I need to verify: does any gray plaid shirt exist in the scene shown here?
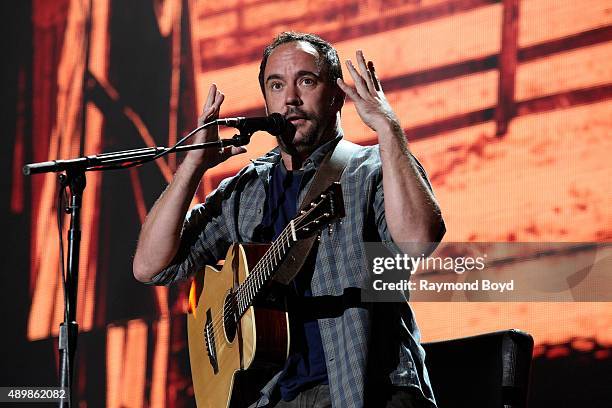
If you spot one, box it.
[151,136,441,407]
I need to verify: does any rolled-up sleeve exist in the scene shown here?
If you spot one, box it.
[146,179,234,286]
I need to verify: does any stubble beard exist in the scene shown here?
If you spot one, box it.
[278,112,337,157]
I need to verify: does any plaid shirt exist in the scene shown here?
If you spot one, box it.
[151,136,440,407]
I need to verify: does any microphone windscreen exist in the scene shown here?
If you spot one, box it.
[267,112,287,136]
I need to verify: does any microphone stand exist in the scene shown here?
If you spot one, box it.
[23,127,255,407]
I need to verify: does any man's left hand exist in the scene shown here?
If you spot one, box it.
[337,50,399,133]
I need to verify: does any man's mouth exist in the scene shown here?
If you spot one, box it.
[286,116,307,125]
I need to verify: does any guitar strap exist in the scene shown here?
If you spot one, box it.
[273,138,360,285]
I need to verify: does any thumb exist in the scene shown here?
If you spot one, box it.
[220,146,247,161]
[230,146,247,156]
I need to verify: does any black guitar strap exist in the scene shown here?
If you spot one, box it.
[273,138,360,285]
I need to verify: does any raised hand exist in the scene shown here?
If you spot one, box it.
[336,50,400,133]
[184,84,246,169]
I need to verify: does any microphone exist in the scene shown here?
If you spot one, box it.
[216,112,287,136]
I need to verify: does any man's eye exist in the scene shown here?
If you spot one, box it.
[302,78,315,86]
[270,82,283,90]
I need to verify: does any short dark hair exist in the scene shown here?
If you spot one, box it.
[258,31,343,96]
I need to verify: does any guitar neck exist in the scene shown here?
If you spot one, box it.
[234,220,299,316]
[233,182,344,317]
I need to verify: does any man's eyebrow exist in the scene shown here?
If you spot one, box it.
[265,70,321,84]
[297,70,320,78]
[265,74,283,83]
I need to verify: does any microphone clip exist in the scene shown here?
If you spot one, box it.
[221,129,254,148]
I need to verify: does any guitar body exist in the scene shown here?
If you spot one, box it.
[187,182,345,407]
[187,243,290,408]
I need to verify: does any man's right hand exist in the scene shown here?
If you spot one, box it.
[183,84,247,170]
[133,84,246,283]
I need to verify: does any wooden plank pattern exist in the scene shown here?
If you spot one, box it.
[495,0,519,135]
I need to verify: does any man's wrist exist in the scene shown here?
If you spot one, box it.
[374,115,402,136]
[376,118,409,152]
[180,156,210,176]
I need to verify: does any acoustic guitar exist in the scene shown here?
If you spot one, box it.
[187,182,345,408]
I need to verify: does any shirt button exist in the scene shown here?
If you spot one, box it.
[257,209,262,214]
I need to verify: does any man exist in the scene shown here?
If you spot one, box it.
[133,32,444,407]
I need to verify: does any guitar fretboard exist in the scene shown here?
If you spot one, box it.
[235,220,298,316]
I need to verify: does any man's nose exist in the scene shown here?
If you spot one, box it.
[284,83,302,106]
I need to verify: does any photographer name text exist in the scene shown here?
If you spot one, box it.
[372,279,515,293]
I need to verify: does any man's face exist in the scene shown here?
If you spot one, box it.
[263,41,339,155]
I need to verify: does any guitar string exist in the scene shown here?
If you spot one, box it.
[229,196,328,314]
[207,193,333,339]
[207,209,309,336]
[206,195,332,339]
[207,224,294,338]
[214,195,330,327]
[233,195,329,309]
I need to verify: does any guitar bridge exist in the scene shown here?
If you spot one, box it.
[204,309,219,374]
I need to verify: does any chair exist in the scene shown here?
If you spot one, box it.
[422,329,534,408]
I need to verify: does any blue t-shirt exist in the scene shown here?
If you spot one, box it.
[262,161,328,401]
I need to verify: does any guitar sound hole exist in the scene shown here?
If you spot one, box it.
[223,292,238,342]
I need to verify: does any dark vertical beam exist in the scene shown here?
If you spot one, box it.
[495,0,520,136]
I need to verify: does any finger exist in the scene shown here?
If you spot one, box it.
[220,146,247,162]
[198,85,218,125]
[204,83,217,111]
[201,91,224,125]
[230,146,247,156]
[208,91,224,119]
[336,78,359,102]
[214,91,225,110]
[368,61,382,92]
[356,50,376,94]
[345,60,370,99]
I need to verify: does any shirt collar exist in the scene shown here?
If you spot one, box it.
[252,133,343,169]
[303,133,343,170]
